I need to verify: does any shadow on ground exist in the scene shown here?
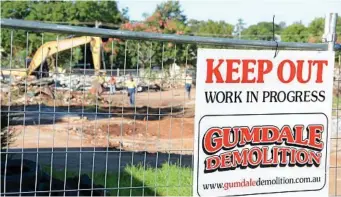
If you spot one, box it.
[1,147,193,196]
[1,104,191,126]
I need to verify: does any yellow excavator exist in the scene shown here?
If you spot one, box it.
[2,36,103,77]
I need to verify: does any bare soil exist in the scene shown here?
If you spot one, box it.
[3,87,341,194]
[6,88,195,153]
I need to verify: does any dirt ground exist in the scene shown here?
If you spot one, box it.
[3,87,341,195]
[4,88,195,153]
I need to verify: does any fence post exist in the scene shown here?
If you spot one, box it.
[323,13,338,51]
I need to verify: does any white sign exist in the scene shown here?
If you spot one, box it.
[193,49,335,197]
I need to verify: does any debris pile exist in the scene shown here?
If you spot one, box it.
[53,74,95,91]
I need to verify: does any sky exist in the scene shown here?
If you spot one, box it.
[117,0,340,27]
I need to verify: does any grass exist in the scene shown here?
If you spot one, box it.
[42,163,193,196]
[333,96,341,116]
[333,96,341,108]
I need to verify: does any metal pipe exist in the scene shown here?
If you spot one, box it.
[323,13,331,43]
[323,13,338,51]
[329,13,338,51]
[0,18,329,50]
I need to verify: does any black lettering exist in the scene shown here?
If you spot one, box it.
[216,91,225,103]
[226,91,233,103]
[235,91,242,103]
[205,91,215,103]
[319,91,325,102]
[205,91,243,103]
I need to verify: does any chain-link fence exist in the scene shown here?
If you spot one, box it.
[0,17,340,196]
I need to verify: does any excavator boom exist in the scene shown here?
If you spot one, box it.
[26,36,102,76]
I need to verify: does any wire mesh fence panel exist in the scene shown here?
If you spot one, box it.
[331,63,341,196]
[0,18,340,197]
[0,29,199,197]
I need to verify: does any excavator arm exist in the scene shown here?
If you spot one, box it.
[26,36,102,76]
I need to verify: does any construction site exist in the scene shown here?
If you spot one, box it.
[1,38,341,195]
[0,3,340,196]
[0,32,196,149]
[0,28,200,195]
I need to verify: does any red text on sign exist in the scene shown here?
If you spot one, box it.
[205,59,328,84]
[202,124,324,154]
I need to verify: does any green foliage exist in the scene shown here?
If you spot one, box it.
[142,67,159,82]
[242,22,282,41]
[1,1,340,70]
[119,1,196,68]
[1,1,123,69]
[338,17,341,38]
[281,23,308,42]
[43,163,192,196]
[1,1,31,19]
[189,20,234,37]
[305,17,341,59]
[72,47,83,65]
[23,1,123,24]
[308,17,324,37]
[155,1,186,23]
[279,21,287,29]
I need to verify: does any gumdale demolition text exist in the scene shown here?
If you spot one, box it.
[203,124,324,173]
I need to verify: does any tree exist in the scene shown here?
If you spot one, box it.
[121,7,129,22]
[187,19,200,32]
[308,17,324,36]
[155,1,186,23]
[242,22,281,41]
[188,20,234,37]
[338,17,341,39]
[279,21,286,29]
[306,17,324,43]
[307,16,341,60]
[1,1,124,69]
[306,16,341,43]
[281,23,308,42]
[0,1,31,19]
[1,1,32,58]
[334,17,341,61]
[233,18,246,39]
[24,1,123,24]
[119,0,195,69]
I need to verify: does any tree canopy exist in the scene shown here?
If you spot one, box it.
[1,1,124,24]
[233,18,246,39]
[1,1,124,68]
[281,23,308,42]
[188,20,234,37]
[119,0,193,69]
[242,22,282,41]
[1,0,340,69]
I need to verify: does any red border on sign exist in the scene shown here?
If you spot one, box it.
[196,112,328,197]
